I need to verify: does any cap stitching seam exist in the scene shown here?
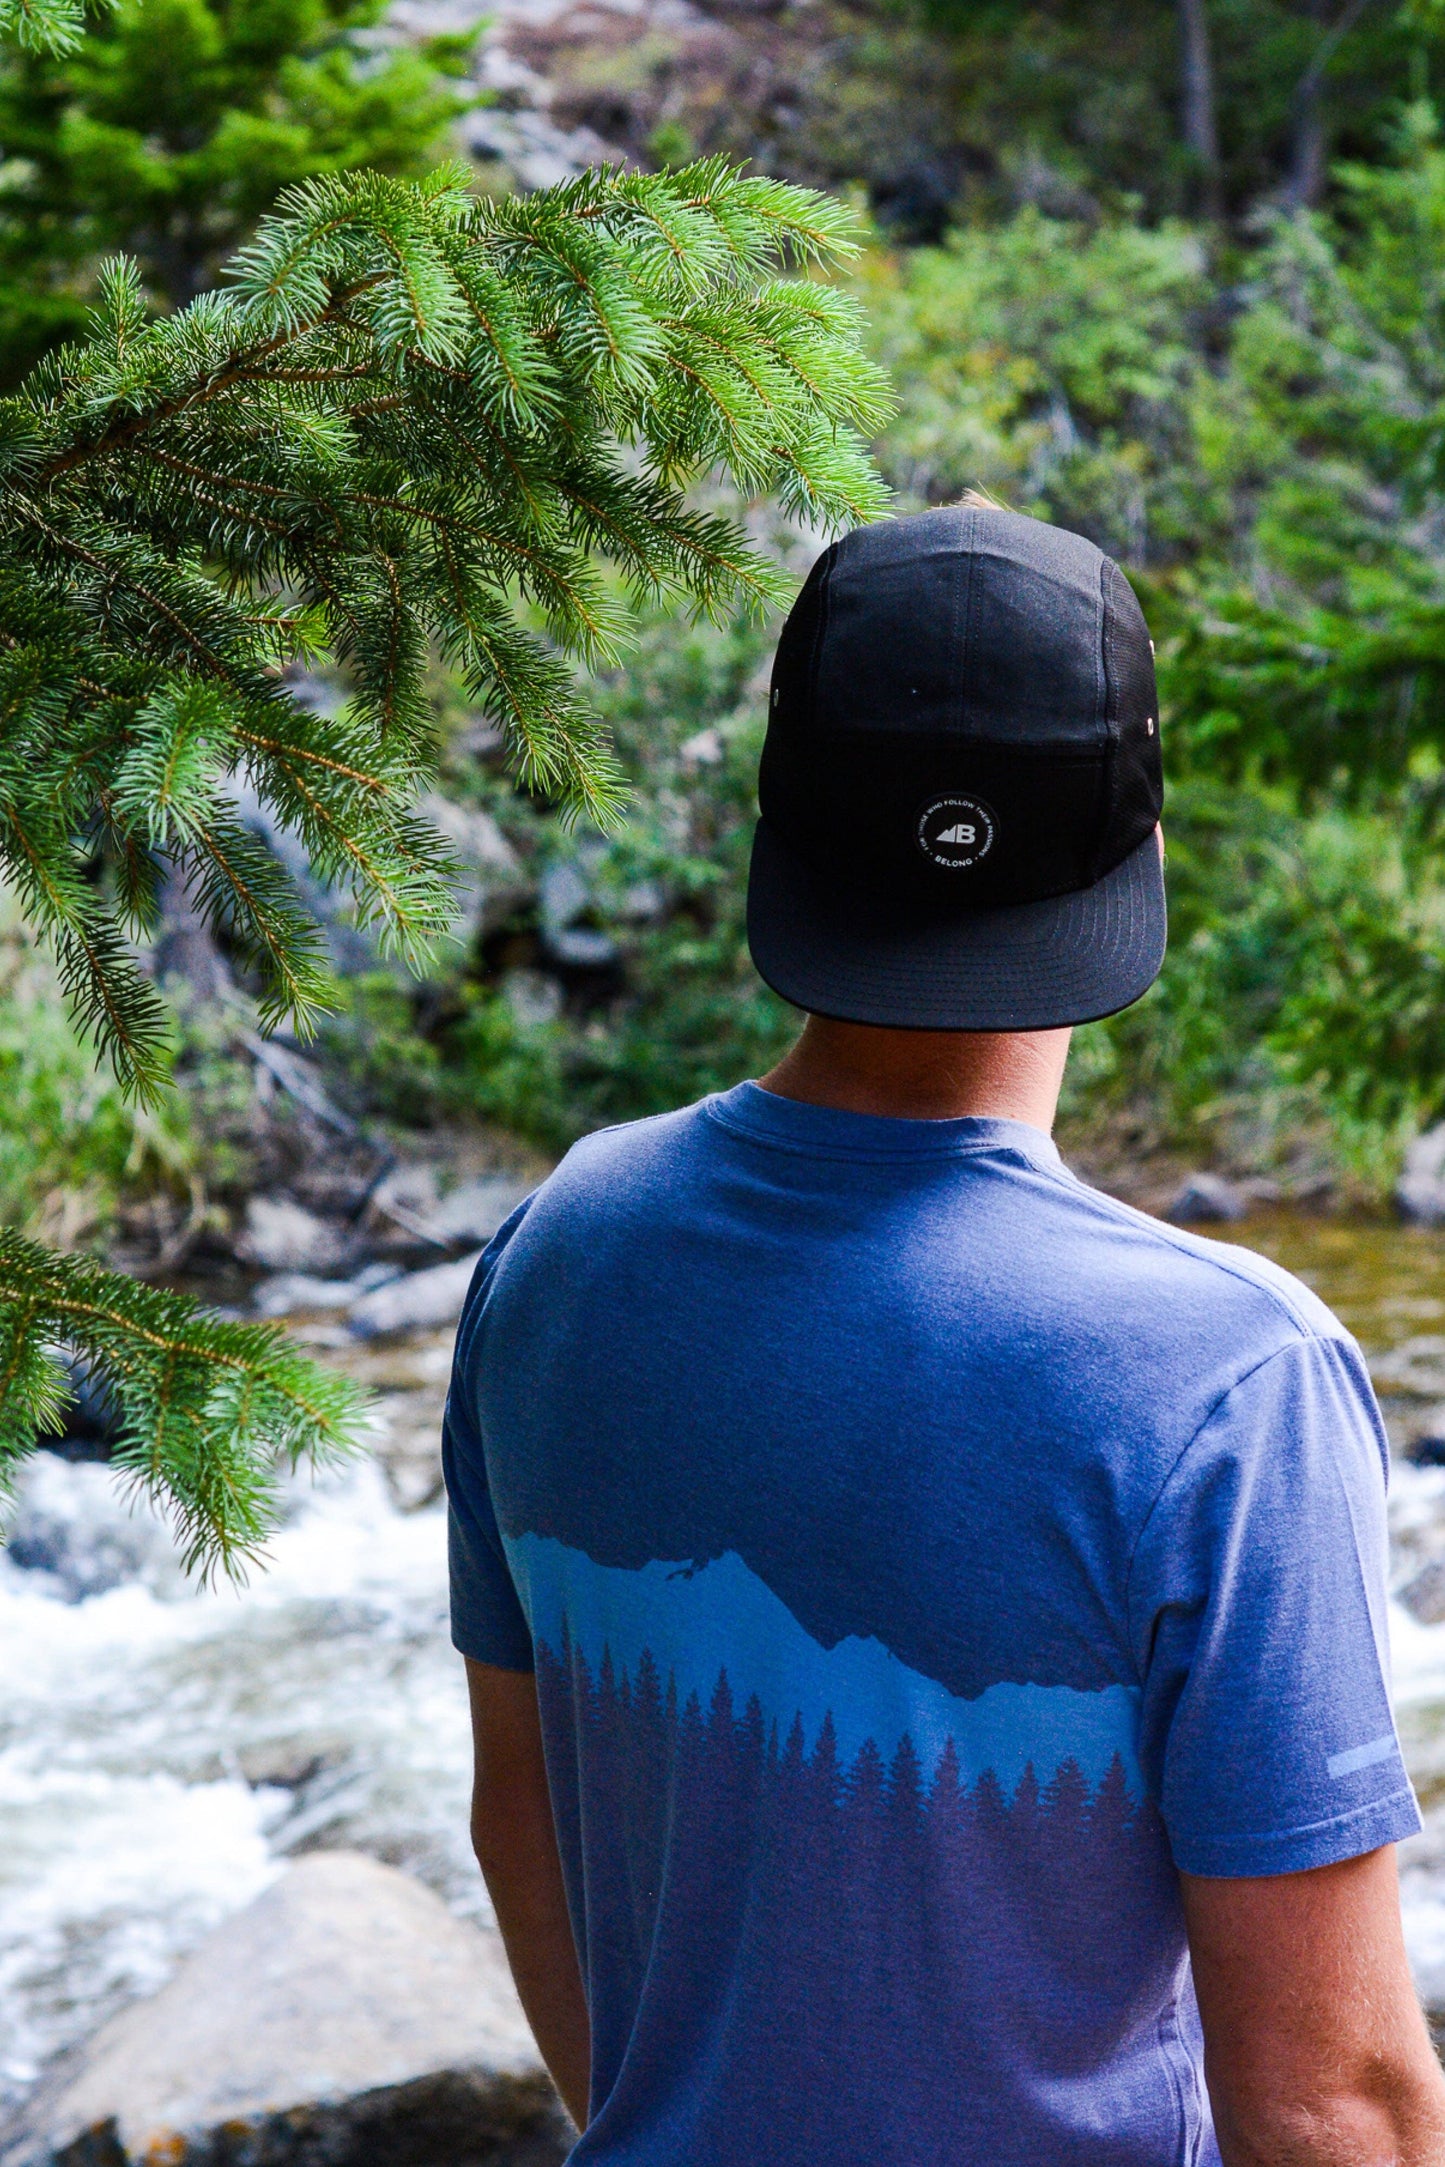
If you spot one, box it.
[956,504,974,731]
[806,545,833,728]
[1100,556,1118,745]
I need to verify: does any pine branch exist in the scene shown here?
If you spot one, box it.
[0,159,891,1562]
[0,1233,366,1579]
[0,0,104,54]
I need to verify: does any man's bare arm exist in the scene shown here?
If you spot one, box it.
[465,1657,591,2129]
[1183,1845,1445,2165]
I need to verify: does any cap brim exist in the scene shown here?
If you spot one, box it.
[747,820,1166,1032]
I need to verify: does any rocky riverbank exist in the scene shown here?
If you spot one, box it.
[1,1856,570,2167]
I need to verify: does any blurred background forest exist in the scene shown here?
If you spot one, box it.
[11,0,1445,1257]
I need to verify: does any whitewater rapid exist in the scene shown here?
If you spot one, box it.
[0,1444,484,2111]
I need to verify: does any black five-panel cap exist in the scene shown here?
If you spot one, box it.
[746,505,1167,1031]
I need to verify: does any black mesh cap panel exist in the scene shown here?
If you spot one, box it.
[1095,557,1164,881]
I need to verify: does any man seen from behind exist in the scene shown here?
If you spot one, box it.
[444,505,1445,2165]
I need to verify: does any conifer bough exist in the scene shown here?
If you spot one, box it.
[0,157,892,1573]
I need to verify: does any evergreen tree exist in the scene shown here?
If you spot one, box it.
[0,0,467,382]
[0,155,891,1573]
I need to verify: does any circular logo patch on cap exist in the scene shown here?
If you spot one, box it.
[916,795,996,869]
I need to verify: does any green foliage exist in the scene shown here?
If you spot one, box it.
[0,888,193,1240]
[0,0,465,381]
[398,617,1445,1191]
[316,599,796,1150]
[863,112,1445,794]
[859,209,1210,561]
[861,145,1445,1167]
[1060,782,1445,1186]
[0,157,889,1568]
[334,116,1445,1195]
[791,0,1445,229]
[1161,106,1445,790]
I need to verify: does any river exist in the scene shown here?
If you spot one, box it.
[7,1206,1445,2110]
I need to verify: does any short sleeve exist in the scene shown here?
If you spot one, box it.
[1129,1332,1421,1877]
[442,1199,537,1671]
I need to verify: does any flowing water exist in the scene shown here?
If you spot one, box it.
[9,1209,1445,2112]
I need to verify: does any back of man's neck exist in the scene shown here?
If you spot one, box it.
[758,1015,1071,1131]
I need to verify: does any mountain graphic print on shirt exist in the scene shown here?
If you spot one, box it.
[509,1534,1192,2167]
[444,1085,1419,2167]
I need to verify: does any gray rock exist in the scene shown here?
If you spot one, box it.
[678,728,723,767]
[0,1852,567,2167]
[236,1196,352,1276]
[544,926,618,970]
[537,865,617,972]
[1166,1172,1247,1225]
[426,1179,533,1250]
[230,777,380,979]
[252,1274,365,1320]
[1369,1334,1445,1401]
[152,855,232,1006]
[365,1169,531,1254]
[419,794,528,940]
[457,104,624,192]
[366,1163,442,1235]
[348,1253,484,1338]
[502,970,562,1028]
[1402,1558,1445,1623]
[538,863,589,934]
[1399,1124,1445,1225]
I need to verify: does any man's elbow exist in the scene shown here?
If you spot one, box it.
[1214,2054,1445,2166]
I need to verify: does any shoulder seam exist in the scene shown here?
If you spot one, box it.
[1122,1336,1344,1677]
[1035,1160,1338,1344]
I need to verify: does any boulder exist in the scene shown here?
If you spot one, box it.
[348,1253,484,1339]
[365,1171,531,1256]
[424,1180,533,1251]
[1399,1124,1445,1226]
[501,971,562,1029]
[418,795,528,940]
[1166,1172,1247,1226]
[0,1852,569,2167]
[537,865,617,974]
[252,1274,361,1320]
[236,1197,353,1276]
[1400,1558,1445,1624]
[1406,1418,1445,1469]
[252,1265,403,1320]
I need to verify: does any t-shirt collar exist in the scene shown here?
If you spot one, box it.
[705,1080,1063,1168]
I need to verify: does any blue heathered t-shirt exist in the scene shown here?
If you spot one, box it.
[443,1083,1421,2167]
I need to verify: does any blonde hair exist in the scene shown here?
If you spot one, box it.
[958,486,1011,512]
